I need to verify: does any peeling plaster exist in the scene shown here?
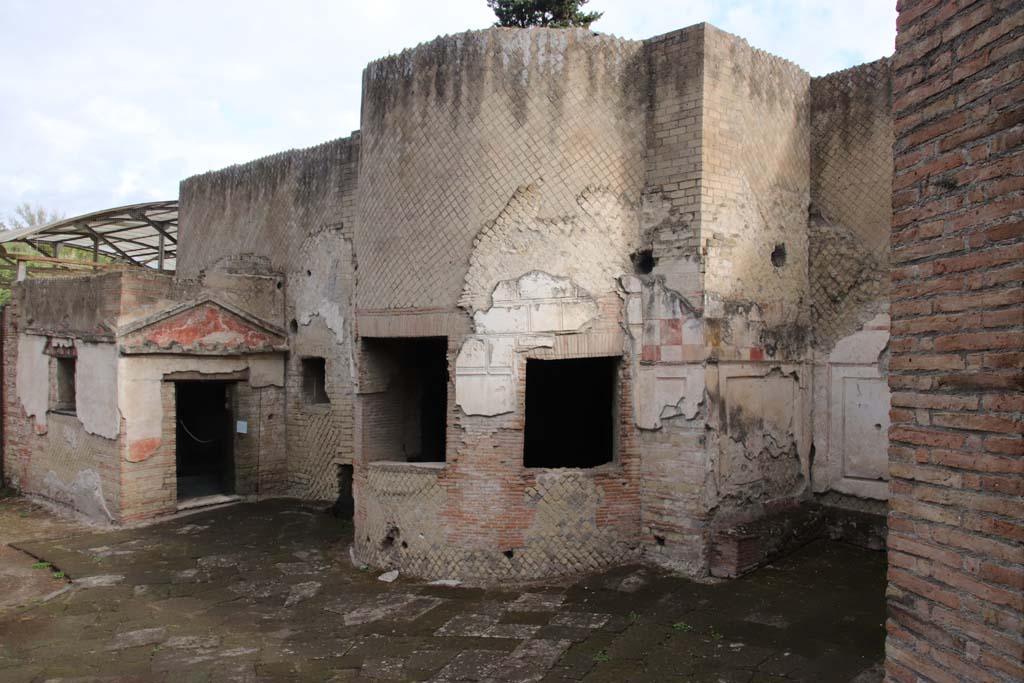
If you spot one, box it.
[460,187,637,313]
[456,272,600,417]
[473,272,599,335]
[41,469,114,523]
[712,364,809,507]
[16,334,49,432]
[74,341,120,439]
[293,226,351,339]
[635,365,706,430]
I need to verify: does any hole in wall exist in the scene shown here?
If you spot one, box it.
[503,549,515,559]
[401,541,408,549]
[631,249,656,275]
[381,526,399,550]
[267,414,275,421]
[771,243,787,268]
[276,280,283,290]
[874,423,882,430]
[306,270,312,277]
[289,319,298,334]
[654,535,666,546]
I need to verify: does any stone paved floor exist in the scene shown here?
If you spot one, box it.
[0,491,90,614]
[0,498,886,682]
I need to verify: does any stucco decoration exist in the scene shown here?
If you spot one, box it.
[460,187,638,313]
[456,272,597,417]
[635,365,706,430]
[16,334,49,432]
[74,341,120,439]
[119,299,287,356]
[714,365,809,506]
[473,271,599,335]
[811,313,891,500]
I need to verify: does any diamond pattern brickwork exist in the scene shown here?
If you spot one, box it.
[355,28,647,313]
[809,59,893,349]
[355,464,638,583]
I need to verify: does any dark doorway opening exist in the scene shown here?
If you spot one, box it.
[524,356,619,468]
[175,381,235,500]
[361,337,448,463]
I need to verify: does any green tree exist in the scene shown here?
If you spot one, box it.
[487,0,603,28]
[0,202,64,231]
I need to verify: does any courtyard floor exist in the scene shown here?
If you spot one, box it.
[0,495,886,682]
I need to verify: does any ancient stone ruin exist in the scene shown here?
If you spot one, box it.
[3,23,896,583]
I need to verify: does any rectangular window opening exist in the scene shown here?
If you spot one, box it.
[361,337,448,463]
[55,357,76,414]
[524,356,619,469]
[302,357,330,404]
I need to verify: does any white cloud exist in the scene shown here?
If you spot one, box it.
[0,0,895,218]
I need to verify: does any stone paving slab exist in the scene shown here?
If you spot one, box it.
[0,500,886,682]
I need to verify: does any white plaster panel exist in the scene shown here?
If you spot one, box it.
[635,365,705,430]
[529,302,563,332]
[455,371,516,417]
[456,338,489,368]
[626,296,642,325]
[74,341,120,439]
[560,300,599,331]
[474,305,529,334]
[828,364,890,499]
[455,335,518,417]
[489,337,516,367]
[516,335,555,349]
[518,271,575,299]
[16,334,49,430]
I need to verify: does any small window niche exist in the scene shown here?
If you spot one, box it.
[55,357,77,414]
[524,356,619,469]
[361,337,449,463]
[301,357,330,405]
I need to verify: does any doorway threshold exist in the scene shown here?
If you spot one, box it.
[177,494,241,512]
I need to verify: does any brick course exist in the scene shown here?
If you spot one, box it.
[886,1,1023,681]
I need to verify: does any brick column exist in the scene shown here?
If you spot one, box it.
[886,1,1023,681]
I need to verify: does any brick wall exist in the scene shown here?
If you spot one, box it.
[886,1,1023,681]
[356,28,647,312]
[354,331,642,583]
[3,301,32,491]
[641,25,705,308]
[809,58,894,350]
[700,26,811,330]
[178,139,359,502]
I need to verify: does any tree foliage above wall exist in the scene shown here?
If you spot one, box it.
[486,0,603,29]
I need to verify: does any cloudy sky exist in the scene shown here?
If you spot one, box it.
[0,0,897,221]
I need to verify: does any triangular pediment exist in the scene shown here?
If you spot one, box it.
[119,298,287,355]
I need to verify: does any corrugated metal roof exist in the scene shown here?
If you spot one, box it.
[0,200,178,270]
